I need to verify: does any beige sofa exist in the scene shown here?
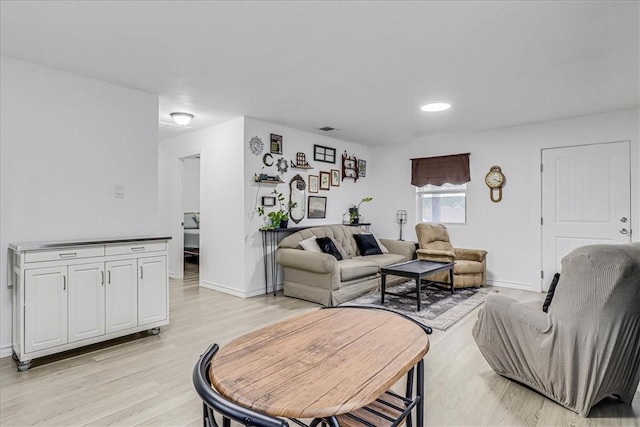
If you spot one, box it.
[276,225,416,306]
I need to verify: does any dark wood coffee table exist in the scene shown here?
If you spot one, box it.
[381,260,455,311]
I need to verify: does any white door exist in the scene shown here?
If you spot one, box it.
[541,141,631,290]
[105,259,138,333]
[138,256,168,325]
[25,266,68,352]
[68,263,105,342]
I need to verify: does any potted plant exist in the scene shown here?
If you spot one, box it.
[349,197,373,224]
[257,189,298,230]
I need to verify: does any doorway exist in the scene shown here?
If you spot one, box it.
[181,155,201,281]
[541,141,631,291]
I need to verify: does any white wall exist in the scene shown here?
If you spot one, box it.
[243,118,372,296]
[0,56,159,356]
[181,157,201,213]
[158,118,245,296]
[368,109,640,292]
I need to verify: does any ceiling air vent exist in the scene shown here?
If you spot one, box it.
[318,126,336,132]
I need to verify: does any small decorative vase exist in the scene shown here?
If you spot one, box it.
[279,220,289,229]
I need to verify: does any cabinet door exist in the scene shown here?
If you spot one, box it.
[105,259,138,333]
[138,256,167,325]
[25,266,68,353]
[68,263,105,343]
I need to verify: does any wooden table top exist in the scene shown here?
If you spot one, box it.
[209,308,430,419]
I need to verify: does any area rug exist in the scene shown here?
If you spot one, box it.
[341,282,496,331]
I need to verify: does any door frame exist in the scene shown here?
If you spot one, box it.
[175,153,201,279]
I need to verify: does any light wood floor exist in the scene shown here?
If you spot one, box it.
[1,260,638,426]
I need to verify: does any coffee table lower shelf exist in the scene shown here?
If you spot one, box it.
[381,260,455,311]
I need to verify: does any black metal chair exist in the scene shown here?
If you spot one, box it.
[193,343,289,427]
[315,306,431,427]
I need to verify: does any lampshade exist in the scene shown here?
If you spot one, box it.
[170,112,194,126]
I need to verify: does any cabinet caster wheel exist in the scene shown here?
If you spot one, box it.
[150,327,161,335]
[17,361,32,372]
[11,351,19,362]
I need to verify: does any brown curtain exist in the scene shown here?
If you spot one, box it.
[411,153,470,187]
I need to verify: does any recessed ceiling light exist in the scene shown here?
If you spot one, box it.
[170,112,195,126]
[420,103,451,112]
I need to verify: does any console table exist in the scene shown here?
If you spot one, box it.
[8,236,171,371]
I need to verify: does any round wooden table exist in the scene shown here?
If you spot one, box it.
[210,307,430,425]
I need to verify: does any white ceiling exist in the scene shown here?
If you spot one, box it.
[1,1,638,145]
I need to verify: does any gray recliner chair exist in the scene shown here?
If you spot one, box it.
[472,243,640,417]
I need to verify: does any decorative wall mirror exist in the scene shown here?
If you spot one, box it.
[289,174,306,224]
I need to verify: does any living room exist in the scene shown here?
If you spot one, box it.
[1,1,639,426]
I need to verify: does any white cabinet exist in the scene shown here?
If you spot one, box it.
[68,263,105,343]
[9,237,170,371]
[138,256,167,325]
[24,266,67,353]
[105,259,138,333]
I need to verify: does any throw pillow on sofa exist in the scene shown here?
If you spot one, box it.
[299,236,322,252]
[542,273,560,313]
[316,237,343,260]
[353,234,383,256]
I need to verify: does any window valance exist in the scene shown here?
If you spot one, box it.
[411,153,470,187]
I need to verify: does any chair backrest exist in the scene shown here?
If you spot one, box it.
[549,243,640,327]
[415,223,454,252]
[193,344,289,427]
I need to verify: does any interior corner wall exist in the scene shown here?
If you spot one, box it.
[367,109,640,292]
[158,117,246,295]
[0,56,159,356]
[243,118,372,296]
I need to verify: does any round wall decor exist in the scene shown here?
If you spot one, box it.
[248,136,264,155]
[277,157,289,174]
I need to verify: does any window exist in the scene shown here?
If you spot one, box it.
[416,183,467,224]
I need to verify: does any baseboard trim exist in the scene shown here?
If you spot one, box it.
[1,343,13,359]
[487,280,538,292]
[200,280,283,299]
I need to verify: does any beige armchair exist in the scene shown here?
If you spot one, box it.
[415,223,487,288]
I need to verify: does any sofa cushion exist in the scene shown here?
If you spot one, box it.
[339,258,380,282]
[353,234,383,256]
[353,253,405,268]
[278,225,374,258]
[316,237,343,260]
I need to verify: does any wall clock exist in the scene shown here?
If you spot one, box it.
[485,165,505,203]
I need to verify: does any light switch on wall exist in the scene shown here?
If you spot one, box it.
[115,185,125,198]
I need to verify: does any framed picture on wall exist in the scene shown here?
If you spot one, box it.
[270,134,283,154]
[308,196,327,218]
[319,171,331,190]
[358,159,367,177]
[261,196,276,207]
[331,169,340,187]
[313,144,336,163]
[308,175,319,193]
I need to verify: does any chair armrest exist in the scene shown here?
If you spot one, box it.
[379,239,416,260]
[416,249,455,263]
[484,293,550,334]
[454,248,487,262]
[275,248,338,274]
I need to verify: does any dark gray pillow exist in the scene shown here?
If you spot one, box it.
[315,237,343,260]
[353,234,383,256]
[542,273,560,313]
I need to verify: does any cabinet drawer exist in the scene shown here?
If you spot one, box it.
[105,242,166,256]
[24,246,105,263]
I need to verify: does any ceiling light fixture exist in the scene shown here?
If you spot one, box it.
[170,112,194,126]
[420,103,451,112]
